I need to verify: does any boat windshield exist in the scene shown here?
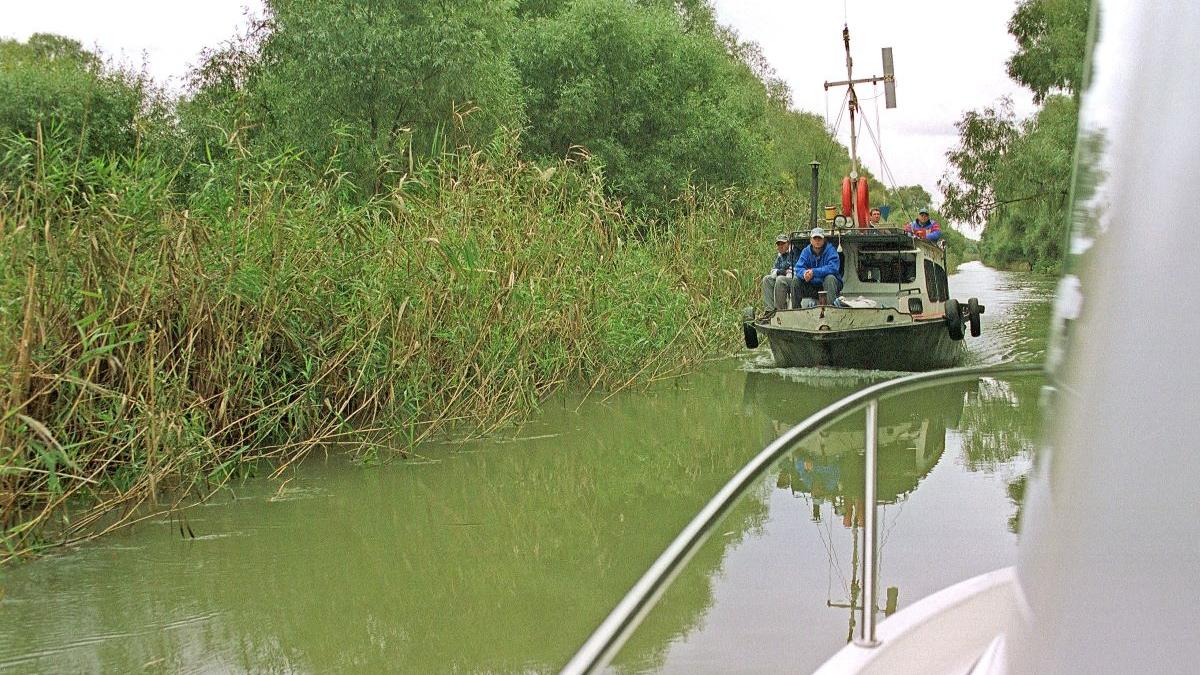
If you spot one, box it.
[856,251,917,284]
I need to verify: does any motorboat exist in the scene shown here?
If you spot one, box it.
[745,225,975,370]
[742,28,984,371]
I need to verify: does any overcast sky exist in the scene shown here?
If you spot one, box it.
[4,0,1037,225]
[2,1,263,89]
[711,0,1037,216]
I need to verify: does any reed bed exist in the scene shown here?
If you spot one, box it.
[0,130,804,561]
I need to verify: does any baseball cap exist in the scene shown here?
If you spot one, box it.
[775,233,789,243]
[918,206,930,215]
[810,227,827,239]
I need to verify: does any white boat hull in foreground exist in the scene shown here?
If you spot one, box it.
[814,568,1019,675]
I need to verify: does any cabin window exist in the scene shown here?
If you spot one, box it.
[923,259,949,301]
[856,251,917,284]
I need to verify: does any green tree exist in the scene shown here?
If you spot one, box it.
[1006,0,1091,103]
[941,0,1089,271]
[885,185,935,222]
[940,99,1020,227]
[517,0,716,32]
[187,0,524,189]
[0,34,159,162]
[514,0,770,215]
[761,107,873,208]
[980,96,1077,268]
[943,96,1077,270]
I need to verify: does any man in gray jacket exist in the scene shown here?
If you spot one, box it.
[762,233,799,316]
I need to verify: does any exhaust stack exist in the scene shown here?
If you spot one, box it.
[809,161,821,229]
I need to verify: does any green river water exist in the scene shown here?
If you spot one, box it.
[0,262,1055,674]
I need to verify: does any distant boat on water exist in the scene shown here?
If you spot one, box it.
[742,26,984,371]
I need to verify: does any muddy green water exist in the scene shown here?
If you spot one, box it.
[0,262,1055,674]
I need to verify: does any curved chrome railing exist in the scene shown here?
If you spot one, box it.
[562,361,1043,675]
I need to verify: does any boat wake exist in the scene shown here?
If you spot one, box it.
[739,350,911,384]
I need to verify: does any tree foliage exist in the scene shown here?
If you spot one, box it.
[977,96,1077,267]
[12,0,887,227]
[942,0,1089,271]
[184,0,523,189]
[886,185,934,222]
[941,99,1020,227]
[0,34,160,162]
[179,0,880,218]
[514,0,771,214]
[1006,0,1091,104]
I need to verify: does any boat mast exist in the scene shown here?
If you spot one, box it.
[843,26,860,180]
[824,25,896,228]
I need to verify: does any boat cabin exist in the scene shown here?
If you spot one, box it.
[789,227,949,317]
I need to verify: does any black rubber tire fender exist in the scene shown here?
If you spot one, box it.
[945,298,964,341]
[743,322,760,349]
[742,306,760,348]
[967,297,981,337]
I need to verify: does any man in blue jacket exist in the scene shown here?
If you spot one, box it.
[906,207,943,242]
[762,233,799,315]
[794,227,842,306]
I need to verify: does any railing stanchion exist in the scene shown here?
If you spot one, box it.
[857,398,881,647]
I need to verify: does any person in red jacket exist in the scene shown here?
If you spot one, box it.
[905,207,942,242]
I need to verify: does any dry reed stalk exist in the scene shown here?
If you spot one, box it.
[1,265,37,460]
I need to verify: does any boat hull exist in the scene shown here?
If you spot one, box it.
[754,319,963,371]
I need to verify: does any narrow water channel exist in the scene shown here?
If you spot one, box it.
[0,262,1055,673]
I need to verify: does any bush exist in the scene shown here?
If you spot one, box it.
[0,34,163,163]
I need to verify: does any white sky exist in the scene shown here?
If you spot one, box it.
[3,0,1037,227]
[0,1,264,90]
[711,0,1038,219]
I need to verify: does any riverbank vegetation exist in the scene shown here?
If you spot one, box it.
[1,1,962,558]
[940,0,1090,272]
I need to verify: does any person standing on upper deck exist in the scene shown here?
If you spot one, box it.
[794,227,842,306]
[906,207,942,242]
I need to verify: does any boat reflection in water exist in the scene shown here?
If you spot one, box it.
[742,369,1020,640]
[568,358,1045,674]
[778,407,958,640]
[778,391,956,506]
[742,369,967,498]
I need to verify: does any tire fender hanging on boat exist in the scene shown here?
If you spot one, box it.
[945,298,965,341]
[841,177,853,217]
[967,297,982,337]
[742,306,760,349]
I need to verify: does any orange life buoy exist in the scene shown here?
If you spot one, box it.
[856,178,870,228]
[841,177,853,217]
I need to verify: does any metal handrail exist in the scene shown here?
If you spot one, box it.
[561,361,1043,675]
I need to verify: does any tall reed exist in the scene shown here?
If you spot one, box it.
[0,129,806,560]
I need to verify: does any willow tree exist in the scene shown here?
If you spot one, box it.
[514,0,770,216]
[189,0,524,189]
[1006,0,1092,103]
[940,0,1090,271]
